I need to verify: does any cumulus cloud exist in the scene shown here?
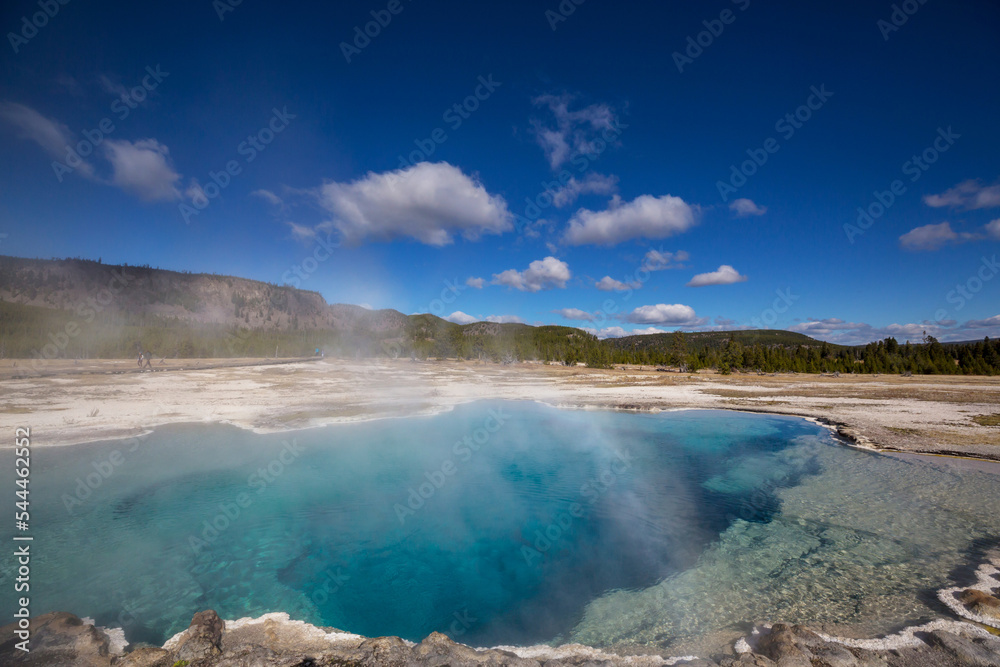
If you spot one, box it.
[730,198,767,217]
[554,308,594,321]
[285,222,317,243]
[563,194,697,246]
[787,314,1000,345]
[465,277,485,289]
[924,179,1000,210]
[103,139,182,201]
[581,326,630,339]
[549,173,619,207]
[595,276,639,291]
[0,103,190,202]
[486,314,524,324]
[642,249,689,271]
[985,219,1000,240]
[687,265,747,287]
[789,318,952,344]
[966,315,1000,329]
[622,304,702,326]
[445,311,478,324]
[314,161,512,246]
[252,189,283,206]
[898,222,980,251]
[531,94,617,169]
[492,256,571,292]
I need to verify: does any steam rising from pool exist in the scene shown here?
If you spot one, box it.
[3,402,999,653]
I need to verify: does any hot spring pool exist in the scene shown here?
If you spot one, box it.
[3,402,999,653]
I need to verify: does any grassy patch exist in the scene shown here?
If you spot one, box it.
[972,413,1000,427]
[887,426,920,435]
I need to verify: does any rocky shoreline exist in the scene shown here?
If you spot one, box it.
[2,553,998,667]
[1,608,998,666]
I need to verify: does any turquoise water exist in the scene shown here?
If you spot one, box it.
[2,403,998,653]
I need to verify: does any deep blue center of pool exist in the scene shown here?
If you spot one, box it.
[2,403,827,647]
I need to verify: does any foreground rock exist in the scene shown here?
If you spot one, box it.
[3,610,1000,667]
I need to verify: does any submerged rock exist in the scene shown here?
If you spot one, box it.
[0,612,114,666]
[958,588,1000,620]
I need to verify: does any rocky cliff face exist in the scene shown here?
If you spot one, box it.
[0,255,408,333]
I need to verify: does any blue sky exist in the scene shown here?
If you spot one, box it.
[1,0,999,344]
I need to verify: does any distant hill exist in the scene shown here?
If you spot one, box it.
[0,256,594,361]
[0,255,404,332]
[2,255,994,375]
[608,329,832,353]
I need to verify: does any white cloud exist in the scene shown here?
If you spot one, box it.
[549,173,618,207]
[924,179,1000,210]
[730,198,767,217]
[789,318,944,344]
[563,194,697,246]
[898,222,979,251]
[687,265,747,287]
[631,326,669,335]
[285,222,317,243]
[642,249,689,271]
[966,315,1000,329]
[582,326,630,339]
[465,277,485,289]
[622,304,702,326]
[595,276,639,291]
[252,189,283,206]
[314,161,512,246]
[185,179,206,203]
[492,256,571,292]
[554,308,594,321]
[0,102,73,160]
[531,94,617,169]
[486,314,524,324]
[0,101,96,179]
[98,74,129,100]
[984,219,1000,240]
[787,315,1000,345]
[445,311,478,324]
[0,102,191,202]
[103,138,182,201]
